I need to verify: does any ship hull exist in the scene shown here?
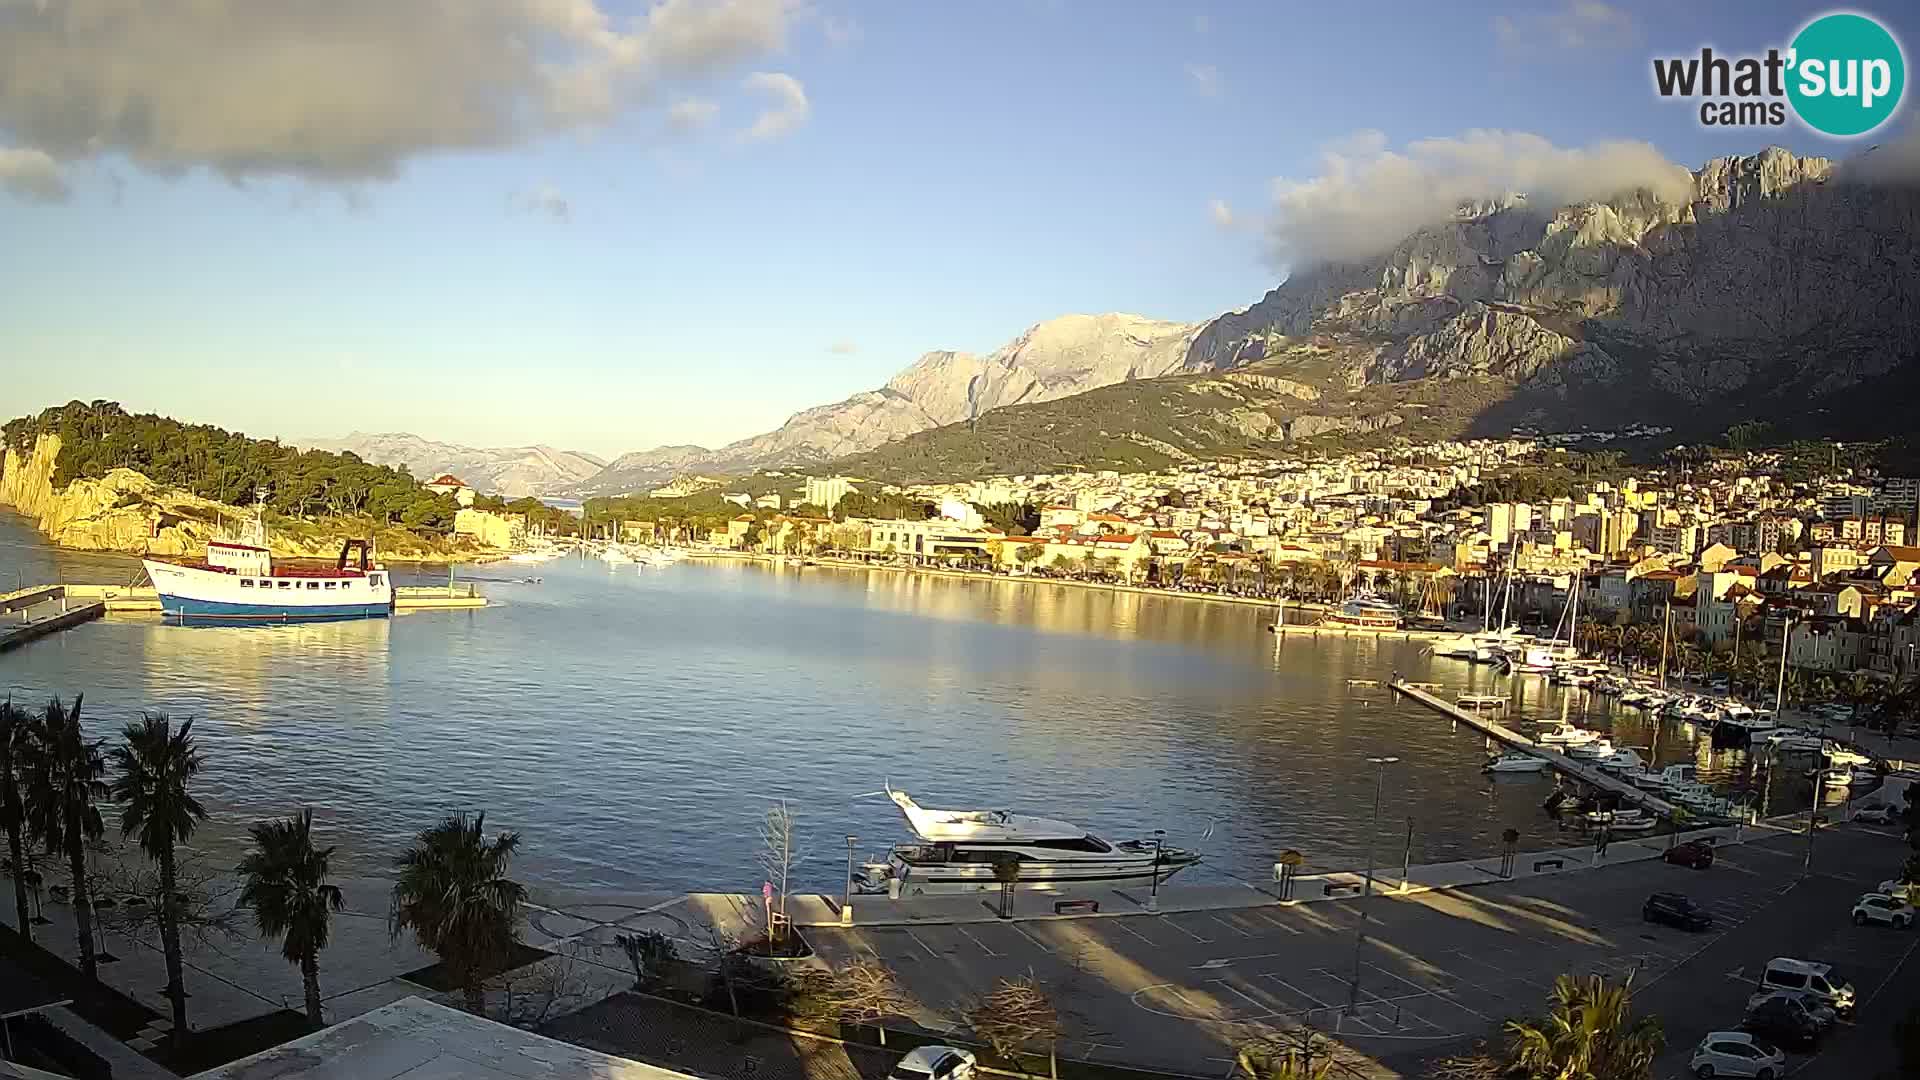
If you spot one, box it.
[156,595,391,621]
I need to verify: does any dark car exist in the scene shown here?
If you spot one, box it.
[1742,997,1822,1051]
[1665,840,1715,869]
[1643,892,1714,931]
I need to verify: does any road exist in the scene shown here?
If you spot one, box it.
[806,823,1913,1078]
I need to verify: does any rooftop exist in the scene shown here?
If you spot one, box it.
[188,997,696,1080]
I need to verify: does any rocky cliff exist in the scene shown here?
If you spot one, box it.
[577,313,1202,493]
[300,432,605,497]
[1,434,491,560]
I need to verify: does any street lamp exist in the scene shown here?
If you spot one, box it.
[1147,829,1167,913]
[1351,755,1398,1017]
[843,835,858,927]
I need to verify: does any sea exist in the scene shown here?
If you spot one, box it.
[0,510,1803,895]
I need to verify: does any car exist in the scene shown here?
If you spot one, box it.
[1856,805,1900,825]
[1756,958,1855,1016]
[1665,840,1715,869]
[1853,892,1915,928]
[1743,990,1837,1031]
[888,1046,978,1080]
[1643,892,1715,931]
[1690,1031,1787,1079]
[1741,997,1822,1052]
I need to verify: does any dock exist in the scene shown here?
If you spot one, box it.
[1391,679,1678,817]
[0,586,106,653]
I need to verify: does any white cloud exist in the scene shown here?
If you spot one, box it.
[667,98,720,134]
[0,0,798,182]
[513,184,572,222]
[1186,63,1224,99]
[0,146,68,202]
[1262,129,1695,268]
[1208,198,1235,228]
[741,72,810,141]
[1493,1,1636,50]
[828,341,858,355]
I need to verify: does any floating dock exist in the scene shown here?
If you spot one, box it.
[1390,679,1678,817]
[0,586,106,653]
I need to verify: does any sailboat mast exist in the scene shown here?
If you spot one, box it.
[1658,596,1671,690]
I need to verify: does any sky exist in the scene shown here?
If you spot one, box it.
[2,0,1914,459]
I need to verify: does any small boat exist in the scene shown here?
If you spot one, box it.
[1823,746,1871,768]
[1566,738,1617,760]
[1537,726,1599,746]
[1321,589,1402,630]
[1457,694,1508,710]
[1596,748,1645,772]
[1584,807,1656,832]
[1810,768,1854,788]
[1483,752,1552,773]
[854,788,1199,896]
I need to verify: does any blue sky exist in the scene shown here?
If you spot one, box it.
[1,0,1912,458]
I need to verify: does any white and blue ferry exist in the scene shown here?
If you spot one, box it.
[143,500,393,622]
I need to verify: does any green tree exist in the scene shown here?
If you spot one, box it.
[389,813,528,1016]
[23,695,107,979]
[0,700,37,941]
[109,713,208,1036]
[238,809,345,1027]
[1506,974,1662,1080]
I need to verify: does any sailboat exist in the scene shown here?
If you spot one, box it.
[1432,566,1530,661]
[1518,571,1585,674]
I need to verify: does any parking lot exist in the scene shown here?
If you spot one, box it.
[807,824,1914,1077]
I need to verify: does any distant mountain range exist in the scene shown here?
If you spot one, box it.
[324,144,1920,495]
[299,433,605,497]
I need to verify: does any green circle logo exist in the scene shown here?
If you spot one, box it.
[1788,13,1905,136]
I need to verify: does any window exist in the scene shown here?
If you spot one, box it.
[240,579,253,588]
[278,581,292,589]
[323,582,336,590]
[1768,970,1807,989]
[308,582,321,590]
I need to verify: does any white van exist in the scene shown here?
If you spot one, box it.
[1757,958,1855,1014]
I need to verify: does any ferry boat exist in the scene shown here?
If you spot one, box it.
[142,498,393,622]
[1321,589,1402,630]
[854,788,1199,896]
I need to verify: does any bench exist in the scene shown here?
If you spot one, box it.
[1054,899,1100,915]
[1324,882,1363,897]
[1532,858,1565,872]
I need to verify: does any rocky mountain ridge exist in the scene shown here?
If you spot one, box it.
[300,432,605,497]
[578,313,1202,494]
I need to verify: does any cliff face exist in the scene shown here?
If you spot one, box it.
[1183,147,1919,424]
[1,434,489,560]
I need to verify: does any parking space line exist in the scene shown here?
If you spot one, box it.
[1207,913,1255,938]
[1010,922,1054,954]
[1160,916,1214,944]
[1246,909,1305,935]
[1109,918,1160,948]
[903,928,941,958]
[954,924,1001,957]
[1448,948,1554,993]
[1309,968,1445,1032]
[1209,978,1281,1018]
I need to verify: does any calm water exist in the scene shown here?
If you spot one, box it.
[0,512,1805,895]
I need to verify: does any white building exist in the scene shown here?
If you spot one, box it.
[803,476,854,512]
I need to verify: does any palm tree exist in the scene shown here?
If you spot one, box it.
[110,712,208,1035]
[23,695,108,979]
[1506,973,1663,1080]
[238,809,345,1027]
[389,813,527,1016]
[1,699,38,940]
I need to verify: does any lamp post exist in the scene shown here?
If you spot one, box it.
[1351,756,1398,1016]
[1806,723,1826,876]
[843,835,858,927]
[1148,829,1166,913]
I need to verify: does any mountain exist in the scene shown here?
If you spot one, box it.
[576,313,1202,494]
[302,432,606,497]
[834,146,1920,482]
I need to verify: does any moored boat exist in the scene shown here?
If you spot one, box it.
[1321,589,1402,630]
[1483,752,1553,774]
[142,497,393,622]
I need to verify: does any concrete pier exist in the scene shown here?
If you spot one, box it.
[1390,678,1679,817]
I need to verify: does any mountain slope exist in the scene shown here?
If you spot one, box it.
[302,432,605,497]
[576,313,1201,494]
[832,146,1920,482]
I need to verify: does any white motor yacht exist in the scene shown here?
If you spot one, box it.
[1566,738,1617,761]
[1823,745,1871,768]
[1537,726,1599,746]
[1483,752,1553,774]
[1596,748,1645,772]
[854,788,1199,896]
